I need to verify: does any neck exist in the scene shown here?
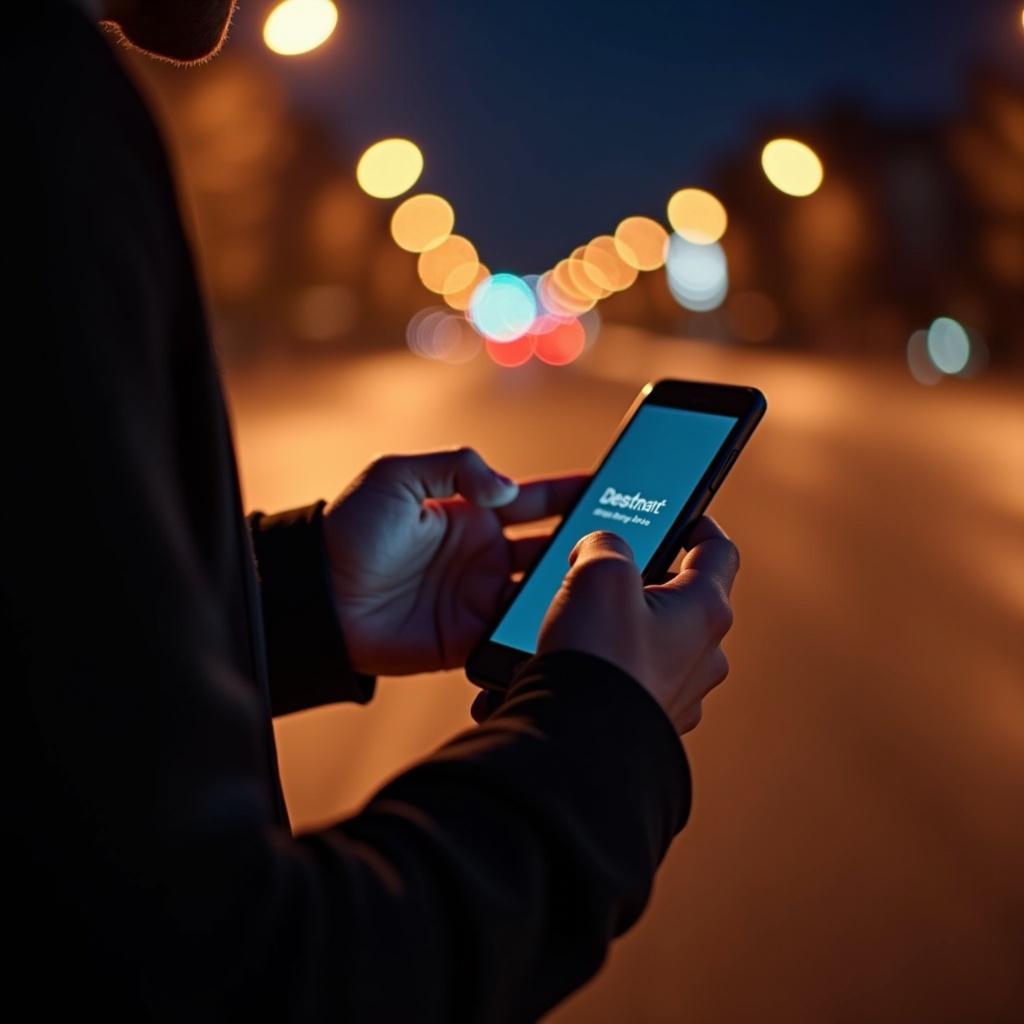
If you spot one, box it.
[74,0,107,18]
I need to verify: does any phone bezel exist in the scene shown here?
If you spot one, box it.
[465,378,767,691]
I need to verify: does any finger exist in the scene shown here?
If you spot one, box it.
[677,702,703,734]
[677,517,740,596]
[568,530,636,570]
[496,473,590,525]
[470,689,503,724]
[369,448,518,508]
[686,514,731,548]
[509,531,552,573]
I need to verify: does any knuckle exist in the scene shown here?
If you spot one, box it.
[701,589,733,636]
[366,453,397,477]
[713,649,730,684]
[722,539,741,574]
[453,445,480,465]
[680,703,703,733]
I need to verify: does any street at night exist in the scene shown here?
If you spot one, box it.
[229,332,1024,1023]
[12,2,1023,1019]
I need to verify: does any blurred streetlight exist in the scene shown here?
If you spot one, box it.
[263,0,339,56]
[761,138,824,196]
[356,138,424,198]
[667,188,728,244]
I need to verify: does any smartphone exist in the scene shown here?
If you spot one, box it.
[466,378,766,691]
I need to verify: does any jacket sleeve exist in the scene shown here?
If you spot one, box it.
[248,501,377,715]
[7,8,692,1020]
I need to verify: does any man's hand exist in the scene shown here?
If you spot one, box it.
[535,518,739,734]
[323,448,587,676]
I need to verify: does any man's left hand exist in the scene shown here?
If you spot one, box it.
[323,448,587,676]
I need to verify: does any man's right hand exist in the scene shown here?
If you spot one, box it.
[536,517,739,734]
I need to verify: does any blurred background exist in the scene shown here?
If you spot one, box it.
[121,2,1022,1021]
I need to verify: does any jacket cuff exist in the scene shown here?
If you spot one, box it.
[499,649,692,844]
[249,501,376,716]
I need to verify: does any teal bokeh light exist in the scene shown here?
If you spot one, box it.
[469,273,537,342]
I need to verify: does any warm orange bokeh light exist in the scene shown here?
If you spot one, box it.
[567,248,611,300]
[667,188,728,245]
[417,234,479,294]
[614,216,669,271]
[263,0,339,56]
[546,262,597,315]
[582,235,638,292]
[356,138,424,199]
[390,194,455,253]
[442,263,490,311]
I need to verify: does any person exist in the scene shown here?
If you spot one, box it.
[3,1,740,1020]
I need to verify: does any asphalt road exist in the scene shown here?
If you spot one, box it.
[226,330,1024,1023]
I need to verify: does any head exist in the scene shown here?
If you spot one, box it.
[101,0,238,65]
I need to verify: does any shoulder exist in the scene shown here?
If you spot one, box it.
[5,2,181,246]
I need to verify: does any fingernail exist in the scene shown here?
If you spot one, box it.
[493,470,516,487]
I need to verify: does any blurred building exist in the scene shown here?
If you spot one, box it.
[125,45,1022,372]
[127,48,434,360]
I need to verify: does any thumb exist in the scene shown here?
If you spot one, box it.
[567,530,637,569]
[369,447,519,508]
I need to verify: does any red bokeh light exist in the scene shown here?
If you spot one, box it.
[534,318,585,365]
[485,334,535,367]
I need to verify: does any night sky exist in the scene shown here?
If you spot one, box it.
[236,0,1021,273]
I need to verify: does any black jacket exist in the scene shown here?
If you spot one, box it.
[2,4,691,1020]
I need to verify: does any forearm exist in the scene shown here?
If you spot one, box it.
[249,501,376,715]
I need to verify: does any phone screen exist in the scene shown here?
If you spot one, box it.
[491,403,738,655]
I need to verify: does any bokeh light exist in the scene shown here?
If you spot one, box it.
[926,317,971,374]
[567,249,610,300]
[761,138,824,197]
[390,194,454,253]
[614,216,669,271]
[907,329,942,385]
[443,263,490,311]
[534,317,586,366]
[417,234,479,294]
[485,334,535,368]
[405,307,481,364]
[263,0,339,56]
[579,307,602,351]
[469,273,537,342]
[666,234,729,311]
[544,263,597,315]
[356,138,424,199]
[667,188,728,245]
[582,236,638,292]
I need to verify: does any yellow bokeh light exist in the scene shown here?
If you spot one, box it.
[761,138,824,197]
[667,188,728,245]
[614,216,669,271]
[356,138,424,199]
[444,263,490,311]
[263,0,339,56]
[390,194,454,253]
[417,234,479,294]
[582,236,638,292]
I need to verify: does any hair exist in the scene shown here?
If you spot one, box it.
[101,0,238,67]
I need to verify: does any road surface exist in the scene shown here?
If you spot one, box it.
[226,329,1024,1023]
